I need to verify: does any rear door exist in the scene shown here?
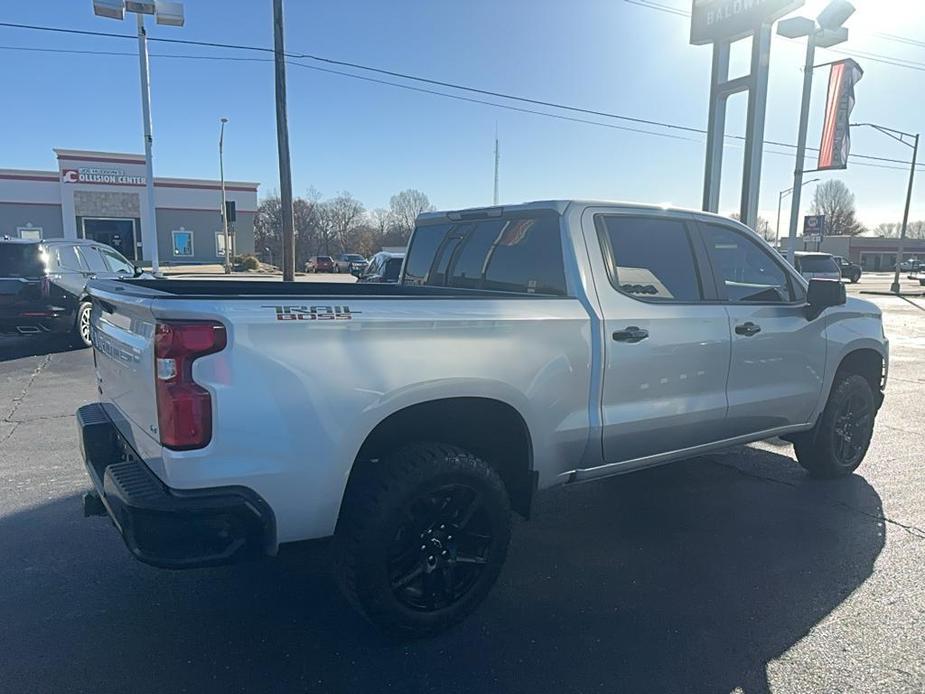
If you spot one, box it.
[589,211,732,464]
[697,222,826,435]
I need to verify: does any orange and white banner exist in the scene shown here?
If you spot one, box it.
[818,59,863,171]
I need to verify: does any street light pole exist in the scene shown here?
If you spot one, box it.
[136,12,160,275]
[893,133,918,294]
[776,178,820,245]
[786,31,816,266]
[219,117,230,274]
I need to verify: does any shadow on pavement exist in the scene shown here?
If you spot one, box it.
[0,334,84,362]
[0,449,883,694]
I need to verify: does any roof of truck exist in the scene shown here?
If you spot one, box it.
[416,200,740,224]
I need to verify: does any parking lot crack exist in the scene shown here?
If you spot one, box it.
[708,457,925,541]
[3,354,52,423]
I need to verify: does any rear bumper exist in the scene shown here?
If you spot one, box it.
[77,403,275,569]
[0,313,71,335]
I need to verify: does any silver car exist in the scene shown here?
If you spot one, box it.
[794,252,841,282]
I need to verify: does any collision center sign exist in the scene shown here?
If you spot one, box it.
[690,0,804,44]
[61,167,145,186]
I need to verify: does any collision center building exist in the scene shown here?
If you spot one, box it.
[0,149,258,264]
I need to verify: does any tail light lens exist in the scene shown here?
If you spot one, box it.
[154,321,227,450]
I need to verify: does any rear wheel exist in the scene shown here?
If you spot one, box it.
[73,301,92,348]
[795,373,875,478]
[334,442,511,638]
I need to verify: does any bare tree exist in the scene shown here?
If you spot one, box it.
[810,180,865,236]
[321,192,365,254]
[369,208,393,236]
[254,193,282,265]
[389,189,435,242]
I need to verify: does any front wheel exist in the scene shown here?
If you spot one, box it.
[850,271,861,283]
[334,443,511,638]
[74,301,92,348]
[795,373,876,478]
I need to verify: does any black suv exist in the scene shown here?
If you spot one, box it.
[833,255,862,283]
[0,238,141,347]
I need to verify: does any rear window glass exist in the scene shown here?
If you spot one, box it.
[598,216,702,301]
[798,256,838,272]
[403,215,567,296]
[78,246,109,273]
[55,245,87,272]
[0,243,44,277]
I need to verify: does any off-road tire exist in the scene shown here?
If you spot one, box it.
[333,442,511,638]
[795,373,875,478]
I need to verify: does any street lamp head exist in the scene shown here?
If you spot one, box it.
[220,117,229,124]
[817,0,855,31]
[816,26,849,48]
[154,1,185,26]
[777,16,816,39]
[125,0,155,14]
[92,0,125,20]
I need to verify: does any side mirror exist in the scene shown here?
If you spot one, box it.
[806,278,846,319]
[133,265,144,277]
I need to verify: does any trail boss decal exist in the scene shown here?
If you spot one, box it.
[263,305,361,321]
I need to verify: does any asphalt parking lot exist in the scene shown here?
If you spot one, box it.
[0,277,922,693]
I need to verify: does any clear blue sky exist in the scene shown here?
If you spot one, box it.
[1,0,922,229]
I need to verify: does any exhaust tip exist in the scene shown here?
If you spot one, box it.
[16,326,41,334]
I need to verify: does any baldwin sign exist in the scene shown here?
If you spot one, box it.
[690,0,805,45]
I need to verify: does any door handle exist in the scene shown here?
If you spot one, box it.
[612,326,649,343]
[735,322,761,336]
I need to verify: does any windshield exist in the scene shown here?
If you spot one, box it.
[799,256,838,273]
[0,243,44,278]
[344,254,365,262]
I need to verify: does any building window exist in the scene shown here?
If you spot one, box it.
[17,226,42,241]
[215,232,226,258]
[172,229,194,257]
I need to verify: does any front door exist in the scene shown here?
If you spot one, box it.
[82,218,136,261]
[592,212,732,464]
[698,222,827,436]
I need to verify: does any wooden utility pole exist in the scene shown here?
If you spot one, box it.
[272,0,295,281]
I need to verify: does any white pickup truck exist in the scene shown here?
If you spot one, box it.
[78,200,888,636]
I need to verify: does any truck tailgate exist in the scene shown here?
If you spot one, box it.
[90,286,161,463]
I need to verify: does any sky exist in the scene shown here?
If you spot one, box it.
[1,0,923,232]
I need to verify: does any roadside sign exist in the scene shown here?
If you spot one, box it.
[690,0,805,45]
[805,234,822,244]
[804,214,826,236]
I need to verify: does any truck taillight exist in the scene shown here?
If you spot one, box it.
[154,321,227,450]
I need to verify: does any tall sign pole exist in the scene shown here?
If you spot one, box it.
[493,128,500,206]
[272,0,295,281]
[136,13,160,274]
[693,1,804,229]
[785,32,816,265]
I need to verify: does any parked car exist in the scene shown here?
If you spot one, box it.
[357,251,404,283]
[0,238,141,347]
[79,201,887,637]
[305,255,335,273]
[333,253,368,274]
[833,255,862,283]
[899,258,923,273]
[794,252,841,282]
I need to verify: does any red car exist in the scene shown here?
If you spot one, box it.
[306,255,334,273]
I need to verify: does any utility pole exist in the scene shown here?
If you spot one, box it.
[272,0,295,281]
[219,117,230,274]
[893,133,918,294]
[493,127,500,206]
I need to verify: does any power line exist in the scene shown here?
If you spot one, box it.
[0,23,920,172]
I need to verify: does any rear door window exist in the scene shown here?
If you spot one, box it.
[77,246,110,274]
[55,245,88,272]
[597,215,702,301]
